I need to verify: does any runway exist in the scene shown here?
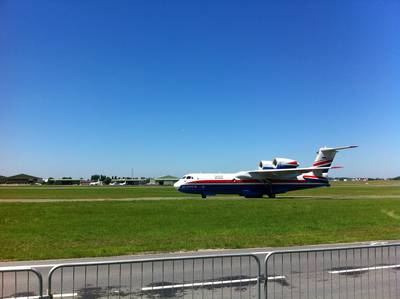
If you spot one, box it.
[1,241,399,299]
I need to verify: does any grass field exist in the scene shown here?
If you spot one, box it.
[0,185,188,200]
[0,181,399,261]
[0,180,400,200]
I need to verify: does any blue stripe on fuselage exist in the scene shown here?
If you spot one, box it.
[178,181,329,196]
[262,165,298,169]
[275,165,298,169]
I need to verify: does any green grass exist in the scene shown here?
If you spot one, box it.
[0,186,189,199]
[0,181,399,200]
[290,181,400,197]
[0,181,399,261]
[1,198,400,261]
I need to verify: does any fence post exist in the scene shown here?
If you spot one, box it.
[0,267,43,299]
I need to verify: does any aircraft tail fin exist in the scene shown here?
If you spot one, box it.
[312,145,358,174]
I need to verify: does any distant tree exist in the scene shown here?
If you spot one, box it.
[47,177,54,185]
[62,177,72,179]
[104,177,112,185]
[393,176,400,180]
[91,174,100,181]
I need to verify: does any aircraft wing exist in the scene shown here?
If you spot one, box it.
[236,166,340,180]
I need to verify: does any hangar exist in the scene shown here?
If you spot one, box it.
[4,173,43,184]
[155,175,179,186]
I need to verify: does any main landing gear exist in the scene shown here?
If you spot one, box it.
[268,193,276,198]
[201,194,207,199]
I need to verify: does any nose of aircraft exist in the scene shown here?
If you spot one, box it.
[173,180,181,188]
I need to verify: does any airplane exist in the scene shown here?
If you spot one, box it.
[174,145,358,198]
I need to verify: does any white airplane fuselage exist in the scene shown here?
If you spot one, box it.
[173,172,328,198]
[174,145,357,198]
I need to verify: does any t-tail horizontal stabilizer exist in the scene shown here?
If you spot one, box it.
[313,145,358,173]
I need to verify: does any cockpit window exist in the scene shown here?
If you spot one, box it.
[187,176,192,179]
[182,176,186,179]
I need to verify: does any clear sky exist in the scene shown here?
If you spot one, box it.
[1,0,399,179]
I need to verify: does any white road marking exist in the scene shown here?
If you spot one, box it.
[329,264,400,274]
[141,275,285,291]
[267,275,286,281]
[52,293,78,298]
[4,293,77,299]
[369,241,388,246]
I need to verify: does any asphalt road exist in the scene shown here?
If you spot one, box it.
[1,241,399,299]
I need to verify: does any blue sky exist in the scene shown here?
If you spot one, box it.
[1,1,399,178]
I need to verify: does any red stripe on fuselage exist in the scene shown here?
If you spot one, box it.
[303,175,326,179]
[269,179,310,183]
[191,179,260,184]
[313,160,333,166]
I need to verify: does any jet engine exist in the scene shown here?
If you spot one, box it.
[259,158,299,169]
[259,160,274,169]
[272,158,299,169]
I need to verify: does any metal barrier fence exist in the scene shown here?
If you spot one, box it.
[2,243,400,299]
[265,243,400,299]
[0,267,43,299]
[48,253,262,299]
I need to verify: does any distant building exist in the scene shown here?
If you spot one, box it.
[80,180,91,185]
[0,175,6,184]
[155,175,179,186]
[5,174,43,184]
[147,178,157,185]
[48,178,81,185]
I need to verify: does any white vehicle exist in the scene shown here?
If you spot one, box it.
[174,145,357,198]
[119,181,127,186]
[109,182,118,186]
[89,180,102,186]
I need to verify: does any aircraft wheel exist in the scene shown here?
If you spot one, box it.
[201,194,207,199]
[268,194,276,198]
